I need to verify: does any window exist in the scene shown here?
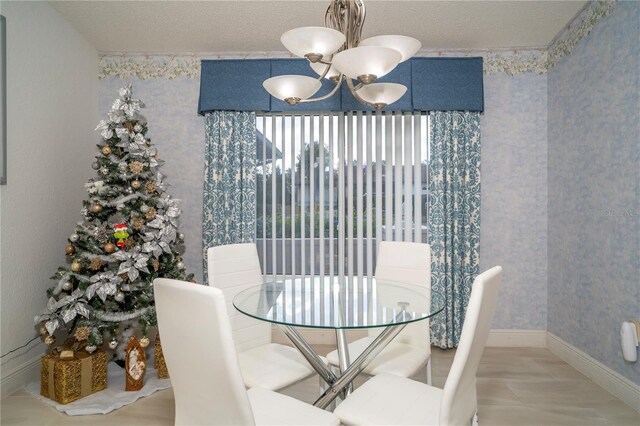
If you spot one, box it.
[256,111,429,281]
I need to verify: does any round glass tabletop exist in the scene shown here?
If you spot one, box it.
[233,276,445,329]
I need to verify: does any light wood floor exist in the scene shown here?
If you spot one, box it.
[2,346,638,425]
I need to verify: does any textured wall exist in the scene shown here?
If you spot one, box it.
[481,73,548,330]
[99,78,205,283]
[548,1,640,384]
[0,1,98,393]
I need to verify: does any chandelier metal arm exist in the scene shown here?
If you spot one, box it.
[315,62,334,81]
[345,76,382,110]
[298,75,345,104]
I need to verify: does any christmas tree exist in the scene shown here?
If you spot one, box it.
[35,85,193,358]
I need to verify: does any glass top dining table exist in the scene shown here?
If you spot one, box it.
[233,276,444,409]
[233,276,444,329]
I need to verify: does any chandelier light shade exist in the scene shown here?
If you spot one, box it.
[266,0,421,110]
[332,46,402,82]
[356,83,407,109]
[263,75,322,104]
[359,35,422,63]
[280,26,346,60]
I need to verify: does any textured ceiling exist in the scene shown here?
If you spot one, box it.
[48,0,588,53]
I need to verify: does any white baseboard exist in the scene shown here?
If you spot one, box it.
[6,331,638,412]
[547,332,640,413]
[1,355,41,399]
[486,329,547,347]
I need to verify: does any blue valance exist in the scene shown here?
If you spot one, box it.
[198,57,483,114]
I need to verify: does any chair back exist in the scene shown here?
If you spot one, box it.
[207,243,271,352]
[154,278,255,426]
[439,266,502,426]
[372,241,431,347]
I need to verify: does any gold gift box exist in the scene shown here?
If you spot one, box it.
[40,349,108,404]
[154,335,169,379]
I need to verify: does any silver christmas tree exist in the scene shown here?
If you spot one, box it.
[35,85,193,358]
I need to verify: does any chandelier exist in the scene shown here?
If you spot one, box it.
[263,0,421,110]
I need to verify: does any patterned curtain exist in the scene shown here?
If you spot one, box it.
[203,111,256,276]
[428,111,481,348]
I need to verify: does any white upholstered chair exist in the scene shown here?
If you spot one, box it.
[333,266,503,426]
[154,278,340,426]
[207,243,318,391]
[326,241,433,383]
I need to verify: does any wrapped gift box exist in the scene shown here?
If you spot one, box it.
[40,349,107,404]
[154,335,169,379]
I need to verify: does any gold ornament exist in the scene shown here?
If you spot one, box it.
[44,335,55,346]
[129,161,144,174]
[101,146,112,156]
[74,326,91,341]
[39,325,48,335]
[89,258,103,271]
[131,180,141,190]
[153,258,160,272]
[91,203,103,214]
[145,181,157,193]
[131,217,145,230]
[104,242,116,254]
[145,207,156,221]
[65,244,76,255]
[70,260,82,273]
[139,336,150,348]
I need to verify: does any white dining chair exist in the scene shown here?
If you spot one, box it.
[333,266,503,426]
[154,278,340,426]
[207,243,319,391]
[326,241,433,383]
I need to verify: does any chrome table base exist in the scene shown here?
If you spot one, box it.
[277,323,407,409]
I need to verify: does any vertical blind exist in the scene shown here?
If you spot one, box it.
[256,111,429,284]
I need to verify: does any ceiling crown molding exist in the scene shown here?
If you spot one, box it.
[546,0,617,70]
[98,0,617,80]
[99,56,201,80]
[484,51,548,76]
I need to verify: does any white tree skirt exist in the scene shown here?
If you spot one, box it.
[25,362,172,416]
